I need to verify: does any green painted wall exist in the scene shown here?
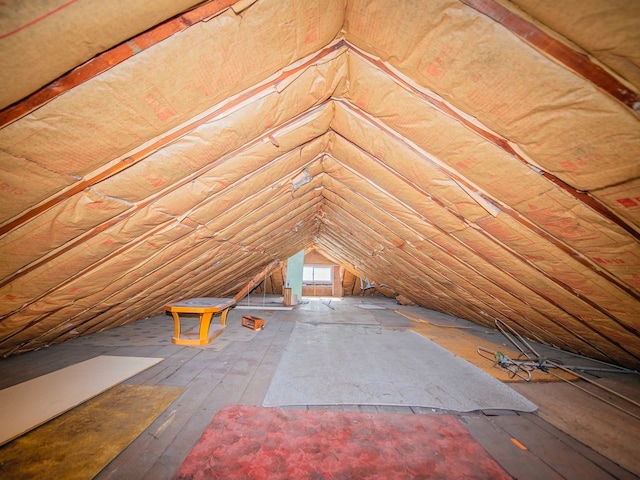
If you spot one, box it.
[286,250,305,300]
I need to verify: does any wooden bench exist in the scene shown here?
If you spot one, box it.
[164,297,236,346]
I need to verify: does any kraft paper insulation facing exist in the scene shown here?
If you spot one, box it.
[0,0,209,110]
[0,0,638,369]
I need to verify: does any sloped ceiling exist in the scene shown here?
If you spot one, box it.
[1,0,639,366]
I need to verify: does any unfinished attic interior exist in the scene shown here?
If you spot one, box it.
[1,0,640,478]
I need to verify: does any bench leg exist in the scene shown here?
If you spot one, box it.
[219,307,230,326]
[198,312,215,343]
[171,312,182,341]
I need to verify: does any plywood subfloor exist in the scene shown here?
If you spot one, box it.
[0,297,637,480]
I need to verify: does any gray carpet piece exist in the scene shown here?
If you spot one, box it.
[263,322,537,412]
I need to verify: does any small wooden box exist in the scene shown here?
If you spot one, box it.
[242,315,265,330]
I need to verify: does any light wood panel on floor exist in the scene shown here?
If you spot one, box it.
[0,355,163,445]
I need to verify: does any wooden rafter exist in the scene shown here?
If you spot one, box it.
[460,0,640,112]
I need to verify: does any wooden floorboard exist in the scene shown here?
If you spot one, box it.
[105,341,253,479]
[126,346,195,386]
[492,413,616,480]
[1,298,638,480]
[524,407,640,480]
[108,344,168,358]
[156,348,218,388]
[459,413,566,480]
[140,316,296,480]
[237,319,292,405]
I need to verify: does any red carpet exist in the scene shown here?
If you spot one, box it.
[174,405,510,479]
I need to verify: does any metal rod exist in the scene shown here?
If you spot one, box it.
[549,361,640,411]
[476,347,533,381]
[495,318,540,361]
[547,369,640,422]
[477,346,640,420]
[559,366,638,374]
[479,318,640,418]
[542,343,639,375]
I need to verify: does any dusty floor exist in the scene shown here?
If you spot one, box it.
[0,296,638,479]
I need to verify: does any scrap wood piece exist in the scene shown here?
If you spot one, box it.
[0,384,182,480]
[241,315,265,330]
[0,355,164,446]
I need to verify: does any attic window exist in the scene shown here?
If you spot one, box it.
[303,265,332,284]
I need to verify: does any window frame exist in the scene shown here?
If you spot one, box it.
[302,264,333,285]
